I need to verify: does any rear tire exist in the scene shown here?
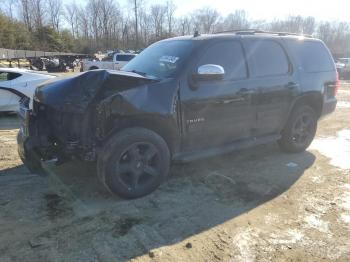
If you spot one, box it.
[278,105,317,153]
[97,128,170,199]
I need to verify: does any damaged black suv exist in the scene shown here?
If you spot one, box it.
[17,31,338,198]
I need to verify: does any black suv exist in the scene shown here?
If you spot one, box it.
[17,31,338,198]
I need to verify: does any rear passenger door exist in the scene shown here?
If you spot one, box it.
[243,38,297,135]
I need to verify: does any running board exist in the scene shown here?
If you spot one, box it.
[173,134,281,163]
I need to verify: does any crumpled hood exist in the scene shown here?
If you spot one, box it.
[34,70,154,113]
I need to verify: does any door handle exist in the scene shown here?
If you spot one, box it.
[221,97,245,104]
[237,88,256,95]
[285,82,299,90]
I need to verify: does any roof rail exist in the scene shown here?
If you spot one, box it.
[214,29,312,38]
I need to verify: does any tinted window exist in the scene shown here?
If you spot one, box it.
[0,72,21,81]
[198,41,247,80]
[246,40,289,77]
[117,55,136,62]
[296,41,335,72]
[0,72,8,82]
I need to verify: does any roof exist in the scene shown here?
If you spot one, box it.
[164,30,315,42]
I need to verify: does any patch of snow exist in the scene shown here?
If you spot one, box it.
[232,229,257,262]
[341,190,350,210]
[304,214,330,233]
[268,229,304,245]
[311,175,325,183]
[340,214,350,223]
[287,229,304,242]
[310,130,350,170]
[337,101,350,108]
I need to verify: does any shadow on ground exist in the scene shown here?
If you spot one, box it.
[0,142,316,261]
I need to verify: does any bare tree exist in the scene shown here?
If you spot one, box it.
[65,2,78,38]
[165,0,176,36]
[130,0,143,48]
[46,0,63,31]
[223,10,250,31]
[77,5,89,39]
[139,9,152,45]
[19,0,33,31]
[150,4,167,38]
[192,7,219,33]
[31,0,45,29]
[302,16,315,35]
[3,0,18,20]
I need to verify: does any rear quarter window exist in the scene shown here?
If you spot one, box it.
[291,40,335,73]
[0,72,21,81]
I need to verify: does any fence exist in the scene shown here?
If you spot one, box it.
[0,48,86,60]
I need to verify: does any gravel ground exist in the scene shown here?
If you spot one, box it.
[0,82,349,262]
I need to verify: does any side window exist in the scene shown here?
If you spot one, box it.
[0,72,9,82]
[7,72,21,80]
[297,41,334,72]
[117,55,136,62]
[246,40,290,77]
[198,41,247,80]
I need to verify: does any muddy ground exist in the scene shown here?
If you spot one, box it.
[0,83,349,262]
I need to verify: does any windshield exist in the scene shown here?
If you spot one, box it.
[122,40,193,79]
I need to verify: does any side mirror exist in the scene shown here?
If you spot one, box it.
[194,64,225,81]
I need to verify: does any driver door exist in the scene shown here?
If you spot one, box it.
[181,40,257,151]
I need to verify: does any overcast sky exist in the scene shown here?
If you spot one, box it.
[63,0,350,21]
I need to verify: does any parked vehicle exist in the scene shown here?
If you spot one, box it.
[17,31,338,198]
[81,53,136,71]
[336,58,350,79]
[0,68,56,112]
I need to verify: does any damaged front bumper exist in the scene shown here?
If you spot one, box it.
[17,99,97,166]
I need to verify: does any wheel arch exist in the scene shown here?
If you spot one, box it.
[102,114,181,156]
[290,91,323,118]
[281,91,323,131]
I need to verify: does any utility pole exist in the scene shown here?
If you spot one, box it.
[134,0,139,49]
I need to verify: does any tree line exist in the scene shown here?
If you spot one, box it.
[1,0,350,56]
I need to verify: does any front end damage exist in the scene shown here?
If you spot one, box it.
[17,70,179,166]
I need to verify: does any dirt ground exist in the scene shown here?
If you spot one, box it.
[0,83,349,262]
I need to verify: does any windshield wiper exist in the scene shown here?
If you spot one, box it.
[129,70,147,77]
[127,70,160,80]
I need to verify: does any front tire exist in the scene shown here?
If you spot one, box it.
[278,105,317,153]
[97,128,170,199]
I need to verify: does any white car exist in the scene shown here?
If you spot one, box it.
[81,53,137,71]
[0,68,56,112]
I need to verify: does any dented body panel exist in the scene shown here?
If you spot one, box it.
[19,69,182,163]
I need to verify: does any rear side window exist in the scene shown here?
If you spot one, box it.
[245,40,290,77]
[117,55,136,62]
[296,41,335,72]
[198,41,247,80]
[0,72,21,81]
